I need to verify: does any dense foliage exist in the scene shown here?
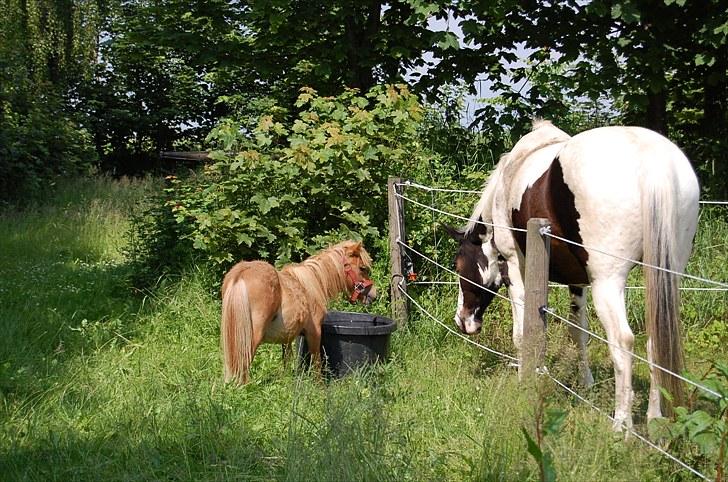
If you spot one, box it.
[129,85,435,278]
[0,0,100,201]
[2,0,726,200]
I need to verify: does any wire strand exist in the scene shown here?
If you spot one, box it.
[545,372,712,481]
[396,180,482,194]
[395,192,528,233]
[397,180,728,206]
[397,239,522,307]
[396,282,519,363]
[543,231,728,289]
[542,307,723,400]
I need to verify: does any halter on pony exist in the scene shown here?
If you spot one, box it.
[343,258,374,304]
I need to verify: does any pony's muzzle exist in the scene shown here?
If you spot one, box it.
[350,279,376,305]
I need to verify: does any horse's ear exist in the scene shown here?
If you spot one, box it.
[471,220,492,245]
[349,241,362,256]
[442,224,465,242]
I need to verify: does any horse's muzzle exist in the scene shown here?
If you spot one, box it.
[455,313,482,335]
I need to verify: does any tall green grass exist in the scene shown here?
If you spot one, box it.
[1,177,725,481]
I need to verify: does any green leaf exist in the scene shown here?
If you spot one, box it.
[236,233,253,246]
[521,427,543,463]
[251,194,280,214]
[693,431,720,456]
[686,410,714,439]
[544,408,567,436]
[437,31,460,51]
[611,2,641,23]
[192,235,208,250]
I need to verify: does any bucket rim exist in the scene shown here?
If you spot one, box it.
[322,311,397,336]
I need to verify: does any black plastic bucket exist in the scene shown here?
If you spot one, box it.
[298,311,397,378]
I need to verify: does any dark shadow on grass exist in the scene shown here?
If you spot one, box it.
[0,258,148,397]
[0,423,274,482]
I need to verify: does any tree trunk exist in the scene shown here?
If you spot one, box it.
[702,50,728,197]
[702,53,727,140]
[344,1,381,92]
[646,90,667,135]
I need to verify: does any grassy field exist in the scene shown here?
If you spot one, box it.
[1,177,726,481]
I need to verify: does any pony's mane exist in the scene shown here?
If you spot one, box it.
[466,120,570,235]
[282,240,369,310]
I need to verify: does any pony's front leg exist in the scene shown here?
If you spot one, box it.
[302,321,323,377]
[282,342,294,370]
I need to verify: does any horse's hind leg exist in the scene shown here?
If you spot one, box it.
[591,280,634,431]
[282,342,294,370]
[567,286,594,388]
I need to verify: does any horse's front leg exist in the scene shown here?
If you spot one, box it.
[506,262,526,373]
[567,286,594,387]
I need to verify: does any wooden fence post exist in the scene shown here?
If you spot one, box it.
[388,177,408,326]
[522,218,551,378]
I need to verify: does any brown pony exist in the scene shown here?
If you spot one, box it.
[221,240,376,384]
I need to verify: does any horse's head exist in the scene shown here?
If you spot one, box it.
[444,223,508,335]
[342,241,377,305]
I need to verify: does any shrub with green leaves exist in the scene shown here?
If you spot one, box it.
[648,363,728,480]
[130,85,434,280]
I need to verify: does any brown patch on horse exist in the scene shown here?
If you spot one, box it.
[511,157,589,285]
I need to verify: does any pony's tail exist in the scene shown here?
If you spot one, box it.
[221,277,253,385]
[642,175,685,415]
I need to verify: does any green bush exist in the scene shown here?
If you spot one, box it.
[0,96,97,204]
[129,85,435,281]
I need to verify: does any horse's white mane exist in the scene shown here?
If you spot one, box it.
[465,119,571,235]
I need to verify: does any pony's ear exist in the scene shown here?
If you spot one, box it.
[348,241,363,256]
[442,224,465,242]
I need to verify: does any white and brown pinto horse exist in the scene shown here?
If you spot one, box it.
[447,120,699,430]
[221,240,376,384]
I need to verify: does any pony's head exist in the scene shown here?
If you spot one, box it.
[444,223,509,335]
[340,240,377,305]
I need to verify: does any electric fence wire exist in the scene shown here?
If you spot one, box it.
[396,279,519,363]
[398,245,713,480]
[398,179,728,207]
[541,230,728,289]
[545,371,712,481]
[396,180,726,481]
